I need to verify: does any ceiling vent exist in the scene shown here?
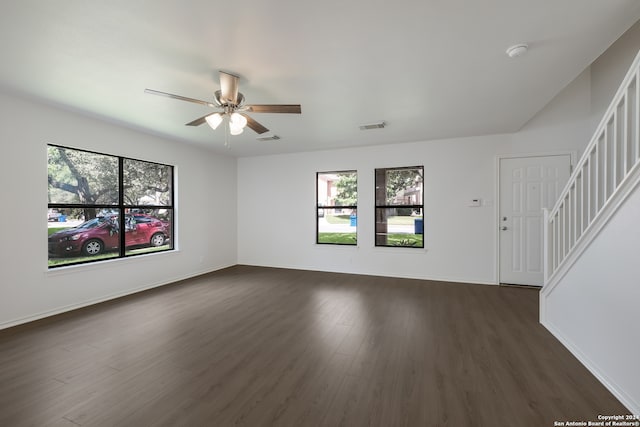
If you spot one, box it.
[359,121,386,130]
[256,135,280,141]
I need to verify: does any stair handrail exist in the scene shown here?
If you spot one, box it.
[546,48,640,279]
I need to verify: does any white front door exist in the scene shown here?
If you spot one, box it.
[499,155,571,286]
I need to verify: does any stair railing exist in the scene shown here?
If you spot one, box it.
[545,49,640,281]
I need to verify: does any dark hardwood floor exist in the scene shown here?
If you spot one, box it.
[0,266,629,426]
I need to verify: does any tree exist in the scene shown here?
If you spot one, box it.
[123,159,171,205]
[334,173,357,206]
[383,169,423,204]
[47,146,172,220]
[48,146,118,219]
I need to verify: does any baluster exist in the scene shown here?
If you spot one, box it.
[623,94,628,178]
[593,140,600,218]
[586,157,591,228]
[553,211,560,268]
[573,173,583,242]
[560,202,567,262]
[637,69,640,163]
[613,111,618,193]
[603,128,608,203]
[573,181,577,246]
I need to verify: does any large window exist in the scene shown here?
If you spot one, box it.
[47,145,174,268]
[375,166,423,247]
[316,170,357,245]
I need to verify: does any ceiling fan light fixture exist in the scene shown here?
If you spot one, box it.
[205,113,223,129]
[229,124,244,136]
[230,112,248,129]
[145,70,301,143]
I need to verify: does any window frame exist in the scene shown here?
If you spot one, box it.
[47,144,175,268]
[316,170,358,246]
[374,165,424,248]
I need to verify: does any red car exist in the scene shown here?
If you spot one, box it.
[48,214,170,257]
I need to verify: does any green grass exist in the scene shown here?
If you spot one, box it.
[317,232,423,246]
[48,245,172,267]
[318,232,357,244]
[48,227,70,236]
[379,233,424,247]
[48,253,119,267]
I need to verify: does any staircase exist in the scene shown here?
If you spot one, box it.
[540,49,640,415]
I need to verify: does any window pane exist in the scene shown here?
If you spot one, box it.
[317,171,357,245]
[317,171,357,207]
[47,145,175,269]
[124,209,173,255]
[375,207,423,247]
[375,167,423,206]
[123,159,172,206]
[48,208,121,267]
[48,146,119,205]
[317,208,357,245]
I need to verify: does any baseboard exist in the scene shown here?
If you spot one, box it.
[542,318,640,416]
[238,262,497,286]
[539,290,546,324]
[0,263,236,331]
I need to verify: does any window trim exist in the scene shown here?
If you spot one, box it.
[47,144,175,268]
[374,165,424,248]
[316,170,358,246]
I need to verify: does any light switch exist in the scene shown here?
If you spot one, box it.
[469,198,481,207]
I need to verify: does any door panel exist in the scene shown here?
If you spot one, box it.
[499,155,570,286]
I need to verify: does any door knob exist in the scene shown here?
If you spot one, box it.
[501,226,508,231]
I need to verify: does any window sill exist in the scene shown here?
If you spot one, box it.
[45,249,179,276]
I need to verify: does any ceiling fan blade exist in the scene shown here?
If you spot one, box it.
[219,71,240,104]
[241,114,269,134]
[185,113,215,126]
[144,89,216,107]
[245,104,302,114]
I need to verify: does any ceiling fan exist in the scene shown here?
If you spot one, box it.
[144,71,301,139]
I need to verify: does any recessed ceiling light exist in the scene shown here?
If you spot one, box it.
[506,43,528,58]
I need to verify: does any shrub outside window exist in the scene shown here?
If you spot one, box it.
[316,171,357,245]
[375,166,424,247]
[47,145,174,268]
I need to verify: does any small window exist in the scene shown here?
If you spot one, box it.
[47,145,174,268]
[316,171,357,245]
[375,166,424,247]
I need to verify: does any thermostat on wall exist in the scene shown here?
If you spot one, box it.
[469,198,481,207]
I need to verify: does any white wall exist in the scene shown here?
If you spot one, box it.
[590,20,640,132]
[512,68,592,159]
[536,22,640,413]
[238,133,565,284]
[234,47,598,284]
[0,90,237,329]
[237,22,640,285]
[542,181,640,414]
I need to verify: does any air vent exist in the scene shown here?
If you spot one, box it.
[359,121,386,130]
[256,135,281,142]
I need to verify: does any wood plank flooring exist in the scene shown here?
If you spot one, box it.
[0,266,630,426]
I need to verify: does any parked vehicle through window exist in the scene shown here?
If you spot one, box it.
[47,145,174,268]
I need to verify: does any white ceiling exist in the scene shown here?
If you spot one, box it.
[1,1,639,157]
